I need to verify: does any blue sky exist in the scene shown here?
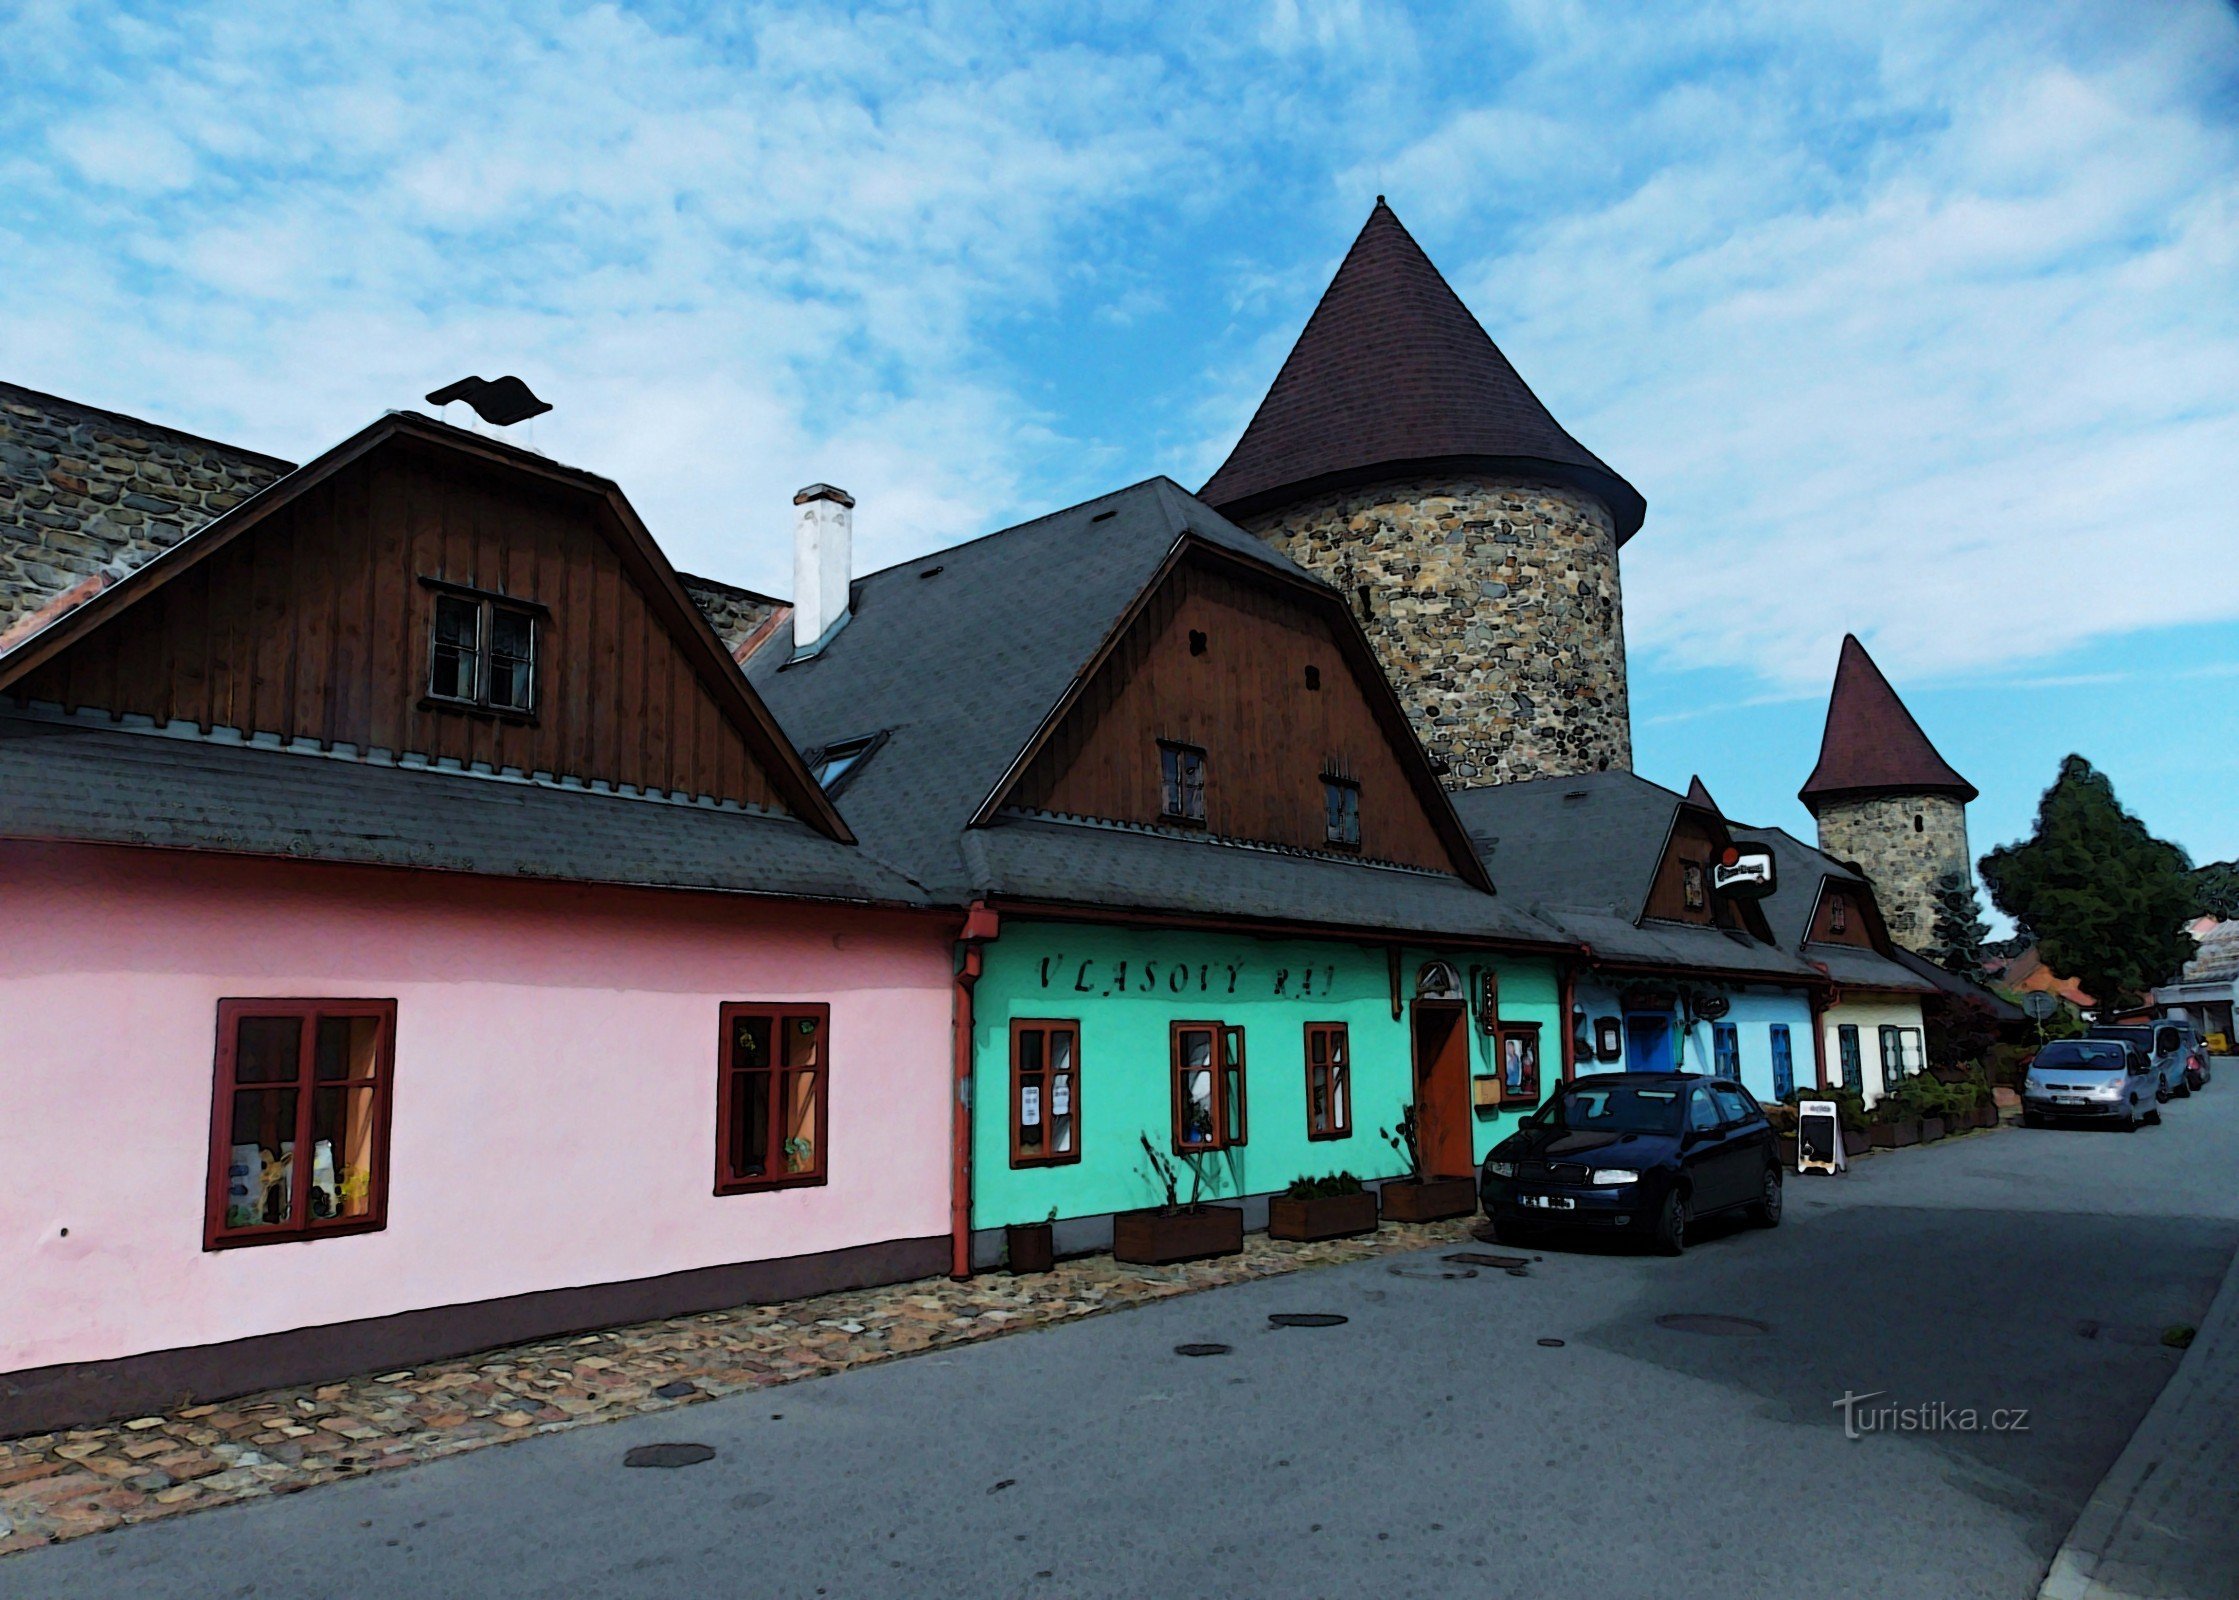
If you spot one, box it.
[5,0,2236,881]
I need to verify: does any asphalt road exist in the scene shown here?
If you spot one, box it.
[8,1087,2236,1600]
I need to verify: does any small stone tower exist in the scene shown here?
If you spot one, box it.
[1199,199,1644,787]
[1800,634,1978,951]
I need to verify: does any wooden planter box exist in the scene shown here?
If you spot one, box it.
[1268,1189,1379,1243]
[1920,1115,1946,1143]
[1111,1205,1243,1266]
[1842,1128,1871,1159]
[1379,1176,1478,1224]
[1869,1118,1921,1149]
[1005,1222,1054,1274]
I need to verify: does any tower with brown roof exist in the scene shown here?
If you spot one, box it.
[1200,199,1643,786]
[1799,634,1978,951]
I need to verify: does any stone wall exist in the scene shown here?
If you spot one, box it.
[677,573,781,660]
[0,383,290,640]
[1814,793,1972,951]
[1244,475,1630,786]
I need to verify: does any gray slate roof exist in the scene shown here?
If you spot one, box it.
[747,477,1561,944]
[1447,770,1815,979]
[0,711,926,907]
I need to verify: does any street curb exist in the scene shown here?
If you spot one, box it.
[2037,1215,2239,1600]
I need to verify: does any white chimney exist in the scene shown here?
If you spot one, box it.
[790,482,854,659]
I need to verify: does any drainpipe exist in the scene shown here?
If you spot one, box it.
[950,902,1001,1281]
[1809,985,1831,1091]
[1558,963,1578,1084]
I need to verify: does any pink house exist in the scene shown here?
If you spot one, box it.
[0,406,958,1432]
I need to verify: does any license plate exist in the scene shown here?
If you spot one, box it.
[2056,1096,2088,1107]
[1520,1195,1575,1211]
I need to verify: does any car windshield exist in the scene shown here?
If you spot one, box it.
[2035,1041,2127,1071]
[1535,1083,1684,1134]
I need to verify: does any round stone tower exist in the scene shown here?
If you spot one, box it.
[1800,634,1979,951]
[1198,199,1645,787]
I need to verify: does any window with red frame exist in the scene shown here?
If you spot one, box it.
[1498,1022,1543,1103]
[1304,1023,1352,1139]
[1011,1020,1081,1168]
[1172,1021,1246,1152]
[717,1005,830,1192]
[205,999,395,1250]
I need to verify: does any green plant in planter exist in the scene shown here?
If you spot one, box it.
[1784,1083,1868,1131]
[1378,1106,1424,1183]
[1138,1132,1213,1214]
[1282,1172,1365,1200]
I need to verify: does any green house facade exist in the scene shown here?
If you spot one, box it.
[968,918,1562,1262]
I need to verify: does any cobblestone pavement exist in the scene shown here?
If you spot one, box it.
[0,1216,1477,1555]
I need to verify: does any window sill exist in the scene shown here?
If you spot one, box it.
[1009,1151,1083,1170]
[714,1173,829,1196]
[204,1218,386,1252]
[1305,1127,1353,1142]
[418,695,539,726]
[1159,813,1209,830]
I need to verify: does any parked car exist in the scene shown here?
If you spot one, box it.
[1480,1073,1780,1256]
[2022,1039,2162,1130]
[2089,1021,2199,1101]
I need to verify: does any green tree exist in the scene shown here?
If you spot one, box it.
[1921,870,1990,977]
[1979,756,2199,1013]
[2195,860,2239,921]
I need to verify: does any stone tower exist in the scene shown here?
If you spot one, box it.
[1199,199,1645,787]
[1800,634,1978,952]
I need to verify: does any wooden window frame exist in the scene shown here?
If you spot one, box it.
[1009,1019,1082,1169]
[421,579,540,721]
[1830,893,1848,934]
[1322,775,1361,852]
[715,1003,832,1195]
[1837,1023,1862,1093]
[1496,1021,1543,1104]
[203,998,397,1252]
[1682,860,1707,913]
[1158,740,1208,828]
[1769,1023,1795,1099]
[1304,1022,1352,1140]
[1170,1020,1246,1153]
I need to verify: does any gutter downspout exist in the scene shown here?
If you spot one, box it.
[1809,984,1831,1090]
[1558,962,1578,1084]
[951,902,1001,1281]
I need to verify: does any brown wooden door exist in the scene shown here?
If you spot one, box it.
[1411,1001,1474,1178]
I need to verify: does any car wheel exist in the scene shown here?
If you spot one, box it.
[2122,1106,2139,1131]
[1749,1166,1783,1228]
[1650,1190,1688,1255]
[2023,1110,2047,1129]
[2177,1080,2193,1099]
[2148,1105,2163,1126]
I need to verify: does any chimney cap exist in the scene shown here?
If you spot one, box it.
[794,483,855,508]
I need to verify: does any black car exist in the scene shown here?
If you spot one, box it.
[1479,1073,1782,1255]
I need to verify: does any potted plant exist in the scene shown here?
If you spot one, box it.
[1375,1107,1477,1223]
[1006,1207,1057,1274]
[1268,1172,1379,1242]
[1111,1135,1244,1265]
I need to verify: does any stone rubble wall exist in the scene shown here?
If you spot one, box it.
[1245,475,1631,787]
[1813,793,1972,951]
[0,384,290,638]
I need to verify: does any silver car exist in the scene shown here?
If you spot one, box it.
[2022,1038,2162,1131]
[2088,1022,2198,1102]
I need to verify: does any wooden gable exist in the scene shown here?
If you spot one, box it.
[1643,808,1741,927]
[2,418,844,833]
[998,545,1479,879]
[1809,878,1882,948]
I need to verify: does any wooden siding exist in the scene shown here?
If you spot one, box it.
[1809,883,1876,946]
[12,444,787,811]
[1008,561,1454,871]
[1643,813,1746,928]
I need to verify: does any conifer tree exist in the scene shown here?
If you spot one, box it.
[1922,871,1989,977]
[1979,756,2198,1012]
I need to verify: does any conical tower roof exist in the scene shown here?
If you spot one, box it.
[1199,199,1644,539]
[1799,635,1977,808]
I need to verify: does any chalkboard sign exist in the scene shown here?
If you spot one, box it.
[1797,1099,1845,1175]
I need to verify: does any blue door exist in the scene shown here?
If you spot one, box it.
[1625,1014,1675,1074]
[1770,1024,1795,1100]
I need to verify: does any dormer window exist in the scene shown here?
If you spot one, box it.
[1682,861,1706,912]
[1159,741,1206,825]
[1831,894,1849,934]
[809,732,885,795]
[1323,776,1360,849]
[425,584,538,716]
